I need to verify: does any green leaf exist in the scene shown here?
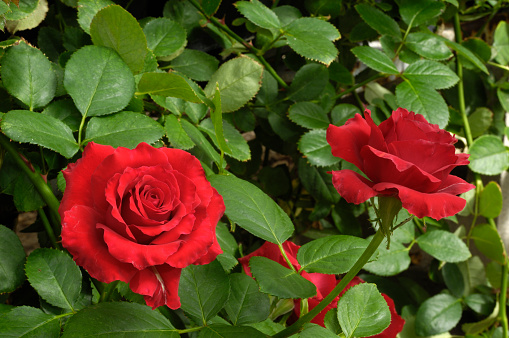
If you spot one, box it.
[143,18,187,61]
[395,80,449,128]
[498,88,509,112]
[216,223,239,272]
[209,86,231,153]
[288,102,329,129]
[471,224,506,264]
[77,0,114,34]
[208,174,294,245]
[297,158,339,204]
[90,4,147,74]
[467,107,492,138]
[199,118,250,161]
[64,45,135,117]
[0,225,25,293]
[416,230,471,262]
[179,260,230,325]
[415,294,462,336]
[4,0,37,21]
[25,248,82,311]
[404,32,453,60]
[337,283,391,338]
[298,129,340,167]
[1,110,79,158]
[363,240,411,276]
[355,4,401,39]
[284,17,340,65]
[397,0,445,27]
[465,293,495,316]
[351,46,399,75]
[198,324,267,338]
[479,181,503,219]
[170,49,219,82]
[199,0,221,16]
[235,0,281,29]
[468,135,509,175]
[136,72,201,103]
[42,99,82,131]
[5,0,48,33]
[331,104,360,126]
[1,41,56,110]
[204,56,263,113]
[287,63,329,102]
[0,306,61,337]
[180,119,221,166]
[442,263,465,298]
[403,60,459,89]
[441,38,489,74]
[62,302,178,337]
[493,21,509,66]
[297,235,369,274]
[250,256,316,299]
[164,114,195,150]
[84,111,165,148]
[224,273,270,325]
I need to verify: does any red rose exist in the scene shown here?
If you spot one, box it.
[239,241,404,336]
[59,142,224,309]
[326,108,475,220]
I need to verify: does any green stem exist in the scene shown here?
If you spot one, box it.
[333,74,384,101]
[500,262,508,336]
[278,243,297,273]
[39,208,60,249]
[186,0,289,89]
[394,23,413,58]
[177,326,204,334]
[77,113,87,149]
[272,228,385,337]
[0,133,61,229]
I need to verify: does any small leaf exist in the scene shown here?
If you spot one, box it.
[297,158,339,204]
[1,110,79,158]
[170,49,219,82]
[337,283,391,338]
[288,102,329,129]
[224,273,270,325]
[200,0,221,16]
[209,85,231,153]
[355,4,401,39]
[62,302,178,337]
[180,119,221,166]
[416,230,471,262]
[0,306,61,337]
[215,223,238,271]
[464,293,495,316]
[442,263,465,298]
[297,235,369,274]
[64,45,135,117]
[0,225,25,293]
[25,248,82,311]
[90,4,148,74]
[471,224,506,264]
[204,56,263,113]
[199,118,250,161]
[287,63,329,102]
[77,0,114,34]
[143,18,187,61]
[284,17,340,65]
[493,21,509,66]
[5,0,49,33]
[136,72,201,103]
[164,114,195,150]
[415,294,462,336]
[42,99,81,131]
[298,323,338,338]
[1,41,56,110]
[351,46,399,75]
[4,0,37,20]
[468,135,509,175]
[235,0,281,29]
[298,129,340,167]
[478,181,503,218]
[84,111,165,148]
[395,80,449,128]
[403,60,458,89]
[363,240,411,276]
[208,174,294,245]
[250,256,316,299]
[404,32,453,60]
[442,38,489,74]
[331,104,361,126]
[397,0,445,27]
[179,260,230,325]
[467,107,492,138]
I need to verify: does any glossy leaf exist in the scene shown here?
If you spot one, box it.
[351,46,399,74]
[297,158,339,204]
[397,0,444,27]
[403,60,459,89]
[355,4,401,39]
[179,260,230,325]
[0,306,60,337]
[416,230,471,262]
[415,294,462,336]
[235,0,281,29]
[493,21,509,66]
[84,111,165,148]
[170,49,219,82]
[1,41,56,110]
[164,114,195,150]
[64,45,135,117]
[465,293,495,316]
[471,224,506,264]
[297,235,369,274]
[136,72,201,103]
[337,283,391,338]
[1,110,79,158]
[478,181,503,218]
[4,0,37,20]
[77,0,114,34]
[298,129,340,167]
[90,4,147,74]
[42,99,82,132]
[25,248,82,311]
[225,273,270,325]
[204,56,263,113]
[288,102,329,129]
[442,263,465,298]
[287,63,329,102]
[199,118,250,161]
[250,256,316,299]
[208,174,294,245]
[144,18,187,61]
[62,302,178,337]
[468,135,509,175]
[404,32,452,60]
[0,225,25,293]
[363,240,411,276]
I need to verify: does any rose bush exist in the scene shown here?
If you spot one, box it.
[59,142,224,309]
[239,241,405,336]
[326,108,475,220]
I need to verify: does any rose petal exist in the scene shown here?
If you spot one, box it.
[326,114,371,171]
[61,205,137,283]
[371,294,405,338]
[437,175,475,195]
[129,265,182,309]
[331,170,378,204]
[364,110,388,153]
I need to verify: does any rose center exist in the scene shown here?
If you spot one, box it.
[142,186,164,208]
